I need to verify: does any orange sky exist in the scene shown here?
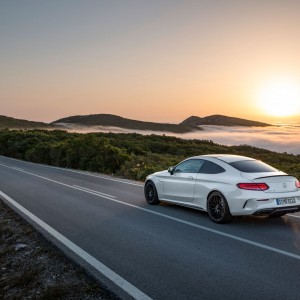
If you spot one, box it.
[1,1,300,124]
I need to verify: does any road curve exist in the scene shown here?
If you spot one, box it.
[1,155,300,300]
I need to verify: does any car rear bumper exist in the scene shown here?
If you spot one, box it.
[252,205,300,216]
[227,189,300,216]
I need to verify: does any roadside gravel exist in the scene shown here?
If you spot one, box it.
[0,200,119,299]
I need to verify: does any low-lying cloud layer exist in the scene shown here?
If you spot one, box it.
[184,125,300,155]
[59,123,300,155]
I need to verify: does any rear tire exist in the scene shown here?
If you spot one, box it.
[144,181,160,205]
[207,191,232,223]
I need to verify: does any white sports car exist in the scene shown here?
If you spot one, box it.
[144,154,300,223]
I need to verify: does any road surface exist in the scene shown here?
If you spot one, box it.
[0,155,300,300]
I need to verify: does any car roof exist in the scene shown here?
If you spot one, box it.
[197,154,255,163]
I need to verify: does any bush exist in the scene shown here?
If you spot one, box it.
[0,129,299,181]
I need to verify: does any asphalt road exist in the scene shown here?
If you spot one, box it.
[1,155,300,300]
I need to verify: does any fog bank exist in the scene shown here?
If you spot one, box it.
[58,123,300,155]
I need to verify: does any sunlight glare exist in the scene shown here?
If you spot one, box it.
[257,78,300,117]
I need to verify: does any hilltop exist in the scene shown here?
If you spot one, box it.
[0,115,54,129]
[52,114,199,133]
[1,113,271,132]
[52,113,271,132]
[180,115,270,127]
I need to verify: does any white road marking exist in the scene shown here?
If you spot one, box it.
[0,155,143,187]
[73,185,116,198]
[286,214,300,219]
[0,190,152,300]
[66,169,143,187]
[11,167,24,171]
[1,162,300,261]
[0,163,116,201]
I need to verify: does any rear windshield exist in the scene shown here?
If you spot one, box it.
[229,160,278,173]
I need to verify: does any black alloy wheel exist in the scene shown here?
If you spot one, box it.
[144,181,160,205]
[207,191,232,223]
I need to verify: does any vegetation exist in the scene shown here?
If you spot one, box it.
[0,129,299,180]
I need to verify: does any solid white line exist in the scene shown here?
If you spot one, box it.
[0,190,152,300]
[1,162,300,261]
[287,214,300,219]
[0,155,143,187]
[0,163,117,201]
[73,185,116,198]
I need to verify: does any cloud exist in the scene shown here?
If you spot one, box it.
[58,123,300,155]
[183,125,300,154]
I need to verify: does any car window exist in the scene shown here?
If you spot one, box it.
[229,160,278,173]
[174,159,204,174]
[199,161,225,174]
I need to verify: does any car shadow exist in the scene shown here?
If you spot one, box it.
[157,200,300,228]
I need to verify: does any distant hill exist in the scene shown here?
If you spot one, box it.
[0,115,54,129]
[180,115,270,127]
[52,114,199,133]
[1,113,271,132]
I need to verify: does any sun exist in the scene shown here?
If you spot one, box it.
[257,78,300,117]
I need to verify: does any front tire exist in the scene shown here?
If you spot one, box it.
[144,181,160,205]
[207,191,232,223]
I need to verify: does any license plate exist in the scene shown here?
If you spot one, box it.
[276,198,296,205]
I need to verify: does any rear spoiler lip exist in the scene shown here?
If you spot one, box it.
[252,174,293,180]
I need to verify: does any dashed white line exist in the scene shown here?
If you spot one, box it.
[73,185,116,198]
[0,155,143,187]
[0,163,117,201]
[0,190,152,300]
[67,169,143,187]
[11,167,24,171]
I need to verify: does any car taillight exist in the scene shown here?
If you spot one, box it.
[237,183,269,191]
[296,180,300,188]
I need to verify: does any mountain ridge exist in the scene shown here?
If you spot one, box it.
[52,114,198,133]
[0,115,54,129]
[1,113,271,132]
[180,114,270,127]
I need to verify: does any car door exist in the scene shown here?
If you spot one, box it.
[163,159,204,203]
[193,160,226,208]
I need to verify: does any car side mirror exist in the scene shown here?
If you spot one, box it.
[168,166,175,175]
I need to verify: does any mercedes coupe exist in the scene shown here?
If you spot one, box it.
[144,154,300,223]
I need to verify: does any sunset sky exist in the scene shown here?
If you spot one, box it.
[1,0,300,124]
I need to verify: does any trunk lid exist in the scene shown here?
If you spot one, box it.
[241,172,298,193]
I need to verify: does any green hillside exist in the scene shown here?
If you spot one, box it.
[0,129,299,181]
